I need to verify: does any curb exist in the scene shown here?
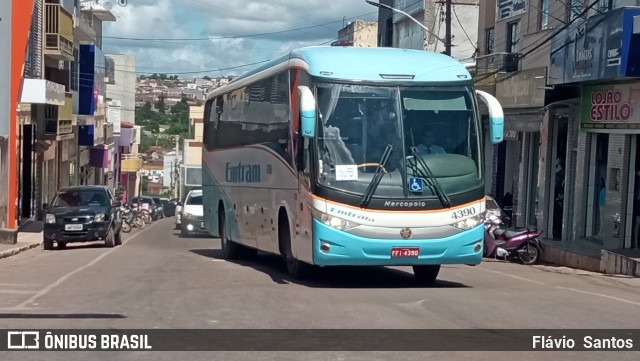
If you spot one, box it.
[540,241,601,273]
[601,249,640,277]
[0,242,41,260]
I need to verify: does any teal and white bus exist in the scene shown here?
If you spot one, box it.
[202,46,503,282]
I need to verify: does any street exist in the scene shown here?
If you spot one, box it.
[0,218,639,360]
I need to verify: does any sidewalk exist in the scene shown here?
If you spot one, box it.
[0,232,42,259]
[0,221,43,260]
[542,238,640,277]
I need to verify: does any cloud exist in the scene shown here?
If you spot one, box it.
[103,0,378,77]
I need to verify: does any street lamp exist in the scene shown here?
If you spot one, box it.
[365,0,446,46]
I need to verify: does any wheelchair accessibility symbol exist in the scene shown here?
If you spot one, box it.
[409,177,423,193]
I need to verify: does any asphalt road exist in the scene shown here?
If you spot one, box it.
[0,218,638,360]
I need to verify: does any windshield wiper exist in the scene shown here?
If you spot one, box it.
[409,147,451,207]
[359,144,393,208]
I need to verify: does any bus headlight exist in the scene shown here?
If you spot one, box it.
[453,214,484,230]
[311,208,360,231]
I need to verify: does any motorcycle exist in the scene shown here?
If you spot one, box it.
[121,205,145,233]
[484,196,544,265]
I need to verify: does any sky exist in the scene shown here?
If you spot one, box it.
[102,0,379,78]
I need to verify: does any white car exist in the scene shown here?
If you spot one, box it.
[174,203,183,230]
[180,189,205,237]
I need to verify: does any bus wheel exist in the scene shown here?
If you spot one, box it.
[219,205,240,259]
[279,218,310,279]
[413,265,440,284]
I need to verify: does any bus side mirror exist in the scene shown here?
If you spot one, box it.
[475,90,504,144]
[298,86,316,138]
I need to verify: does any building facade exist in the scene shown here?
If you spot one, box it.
[476,0,640,253]
[547,4,640,250]
[13,0,139,224]
[335,21,378,47]
[179,105,204,200]
[391,0,479,61]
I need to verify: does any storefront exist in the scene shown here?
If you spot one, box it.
[576,82,640,250]
[545,6,640,247]
[494,68,546,227]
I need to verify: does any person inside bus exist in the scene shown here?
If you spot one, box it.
[364,109,400,170]
[416,130,446,155]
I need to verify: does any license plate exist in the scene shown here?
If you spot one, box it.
[391,247,420,258]
[65,224,83,231]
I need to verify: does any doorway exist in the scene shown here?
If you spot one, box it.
[586,133,609,240]
[20,124,34,219]
[630,135,640,249]
[495,135,521,226]
[549,117,569,240]
[525,132,541,227]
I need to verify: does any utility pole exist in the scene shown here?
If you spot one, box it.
[444,0,452,56]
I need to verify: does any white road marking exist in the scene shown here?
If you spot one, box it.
[15,222,161,309]
[479,265,640,307]
[555,286,640,307]
[0,290,36,294]
[477,267,547,286]
[0,283,38,287]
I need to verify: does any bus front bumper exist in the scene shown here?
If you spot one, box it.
[312,219,483,267]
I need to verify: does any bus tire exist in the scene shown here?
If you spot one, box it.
[219,205,240,259]
[279,215,310,279]
[413,265,440,283]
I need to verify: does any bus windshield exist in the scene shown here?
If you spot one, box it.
[315,82,481,200]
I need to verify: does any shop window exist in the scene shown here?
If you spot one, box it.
[591,133,609,238]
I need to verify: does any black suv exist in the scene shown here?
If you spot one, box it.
[43,186,122,250]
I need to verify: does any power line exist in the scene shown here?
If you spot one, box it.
[452,6,477,51]
[473,0,602,85]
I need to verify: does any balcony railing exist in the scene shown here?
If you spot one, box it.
[121,154,143,172]
[474,52,521,76]
[44,4,74,61]
[44,119,73,138]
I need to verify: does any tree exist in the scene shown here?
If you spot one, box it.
[203,75,211,80]
[156,95,166,114]
[139,132,175,153]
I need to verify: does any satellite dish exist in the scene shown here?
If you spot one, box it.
[102,0,113,11]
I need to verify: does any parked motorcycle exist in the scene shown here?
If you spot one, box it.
[121,205,145,233]
[484,196,544,264]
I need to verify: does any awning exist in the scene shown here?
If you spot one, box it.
[503,110,544,133]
